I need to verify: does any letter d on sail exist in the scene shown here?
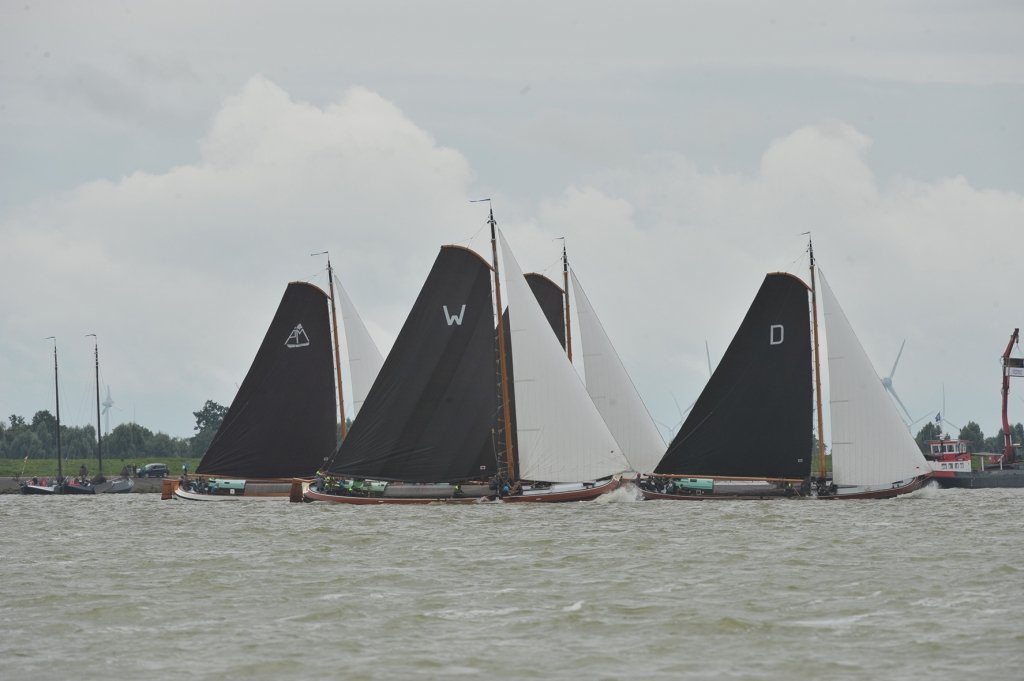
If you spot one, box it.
[285,323,311,348]
[443,304,467,326]
[770,324,784,345]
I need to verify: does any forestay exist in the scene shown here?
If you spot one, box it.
[821,271,929,488]
[334,275,384,416]
[499,231,631,482]
[570,268,665,474]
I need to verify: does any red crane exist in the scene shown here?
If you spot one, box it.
[1001,328,1021,464]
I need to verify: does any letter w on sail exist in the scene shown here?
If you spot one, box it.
[443,305,467,326]
[285,323,311,348]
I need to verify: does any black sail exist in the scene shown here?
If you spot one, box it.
[327,246,499,482]
[656,273,812,479]
[524,273,566,349]
[197,282,337,478]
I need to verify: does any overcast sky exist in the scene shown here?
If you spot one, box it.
[2,1,1022,443]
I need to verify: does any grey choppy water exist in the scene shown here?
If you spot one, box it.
[1,485,1021,680]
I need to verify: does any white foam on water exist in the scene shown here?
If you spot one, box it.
[595,483,642,503]
[903,480,943,499]
[562,600,584,612]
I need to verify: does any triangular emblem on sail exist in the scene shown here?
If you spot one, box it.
[499,230,631,482]
[820,270,929,489]
[285,323,311,349]
[570,268,665,474]
[198,282,337,478]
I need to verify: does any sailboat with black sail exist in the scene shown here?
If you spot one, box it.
[305,244,500,503]
[640,272,815,499]
[307,210,630,503]
[174,270,368,500]
[642,237,931,500]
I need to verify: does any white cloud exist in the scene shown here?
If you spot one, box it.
[1,76,1021,444]
[0,76,479,434]
[510,121,1024,439]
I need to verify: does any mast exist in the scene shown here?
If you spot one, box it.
[561,239,573,361]
[314,252,347,441]
[46,337,63,485]
[489,207,516,480]
[1001,328,1020,464]
[87,334,103,477]
[807,235,827,480]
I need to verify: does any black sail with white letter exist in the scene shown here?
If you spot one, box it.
[326,246,499,482]
[197,281,337,479]
[655,273,812,479]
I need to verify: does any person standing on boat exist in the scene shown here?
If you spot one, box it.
[78,464,88,481]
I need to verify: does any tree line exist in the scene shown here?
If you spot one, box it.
[3,399,1018,461]
[914,420,1024,455]
[0,400,228,461]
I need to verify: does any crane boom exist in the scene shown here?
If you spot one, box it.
[1001,328,1020,464]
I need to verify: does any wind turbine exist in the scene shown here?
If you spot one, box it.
[101,386,115,436]
[933,383,961,434]
[881,339,914,425]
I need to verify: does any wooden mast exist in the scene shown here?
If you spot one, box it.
[561,239,573,361]
[314,251,348,441]
[87,334,103,478]
[327,257,348,440]
[489,207,516,480]
[807,235,827,480]
[46,337,64,487]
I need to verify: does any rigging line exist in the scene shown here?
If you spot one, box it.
[782,249,808,277]
[538,254,562,277]
[455,222,486,248]
[301,268,325,284]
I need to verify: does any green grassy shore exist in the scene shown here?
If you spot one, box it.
[1,457,202,479]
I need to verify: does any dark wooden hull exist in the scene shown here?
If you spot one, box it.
[174,479,295,501]
[824,475,931,499]
[304,487,490,505]
[642,487,799,501]
[503,477,621,503]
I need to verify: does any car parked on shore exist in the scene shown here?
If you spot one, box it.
[137,463,169,478]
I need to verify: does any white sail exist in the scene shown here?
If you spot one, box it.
[499,231,631,482]
[334,275,384,416]
[820,271,929,488]
[570,268,665,474]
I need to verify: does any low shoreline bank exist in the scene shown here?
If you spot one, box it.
[0,477,166,494]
